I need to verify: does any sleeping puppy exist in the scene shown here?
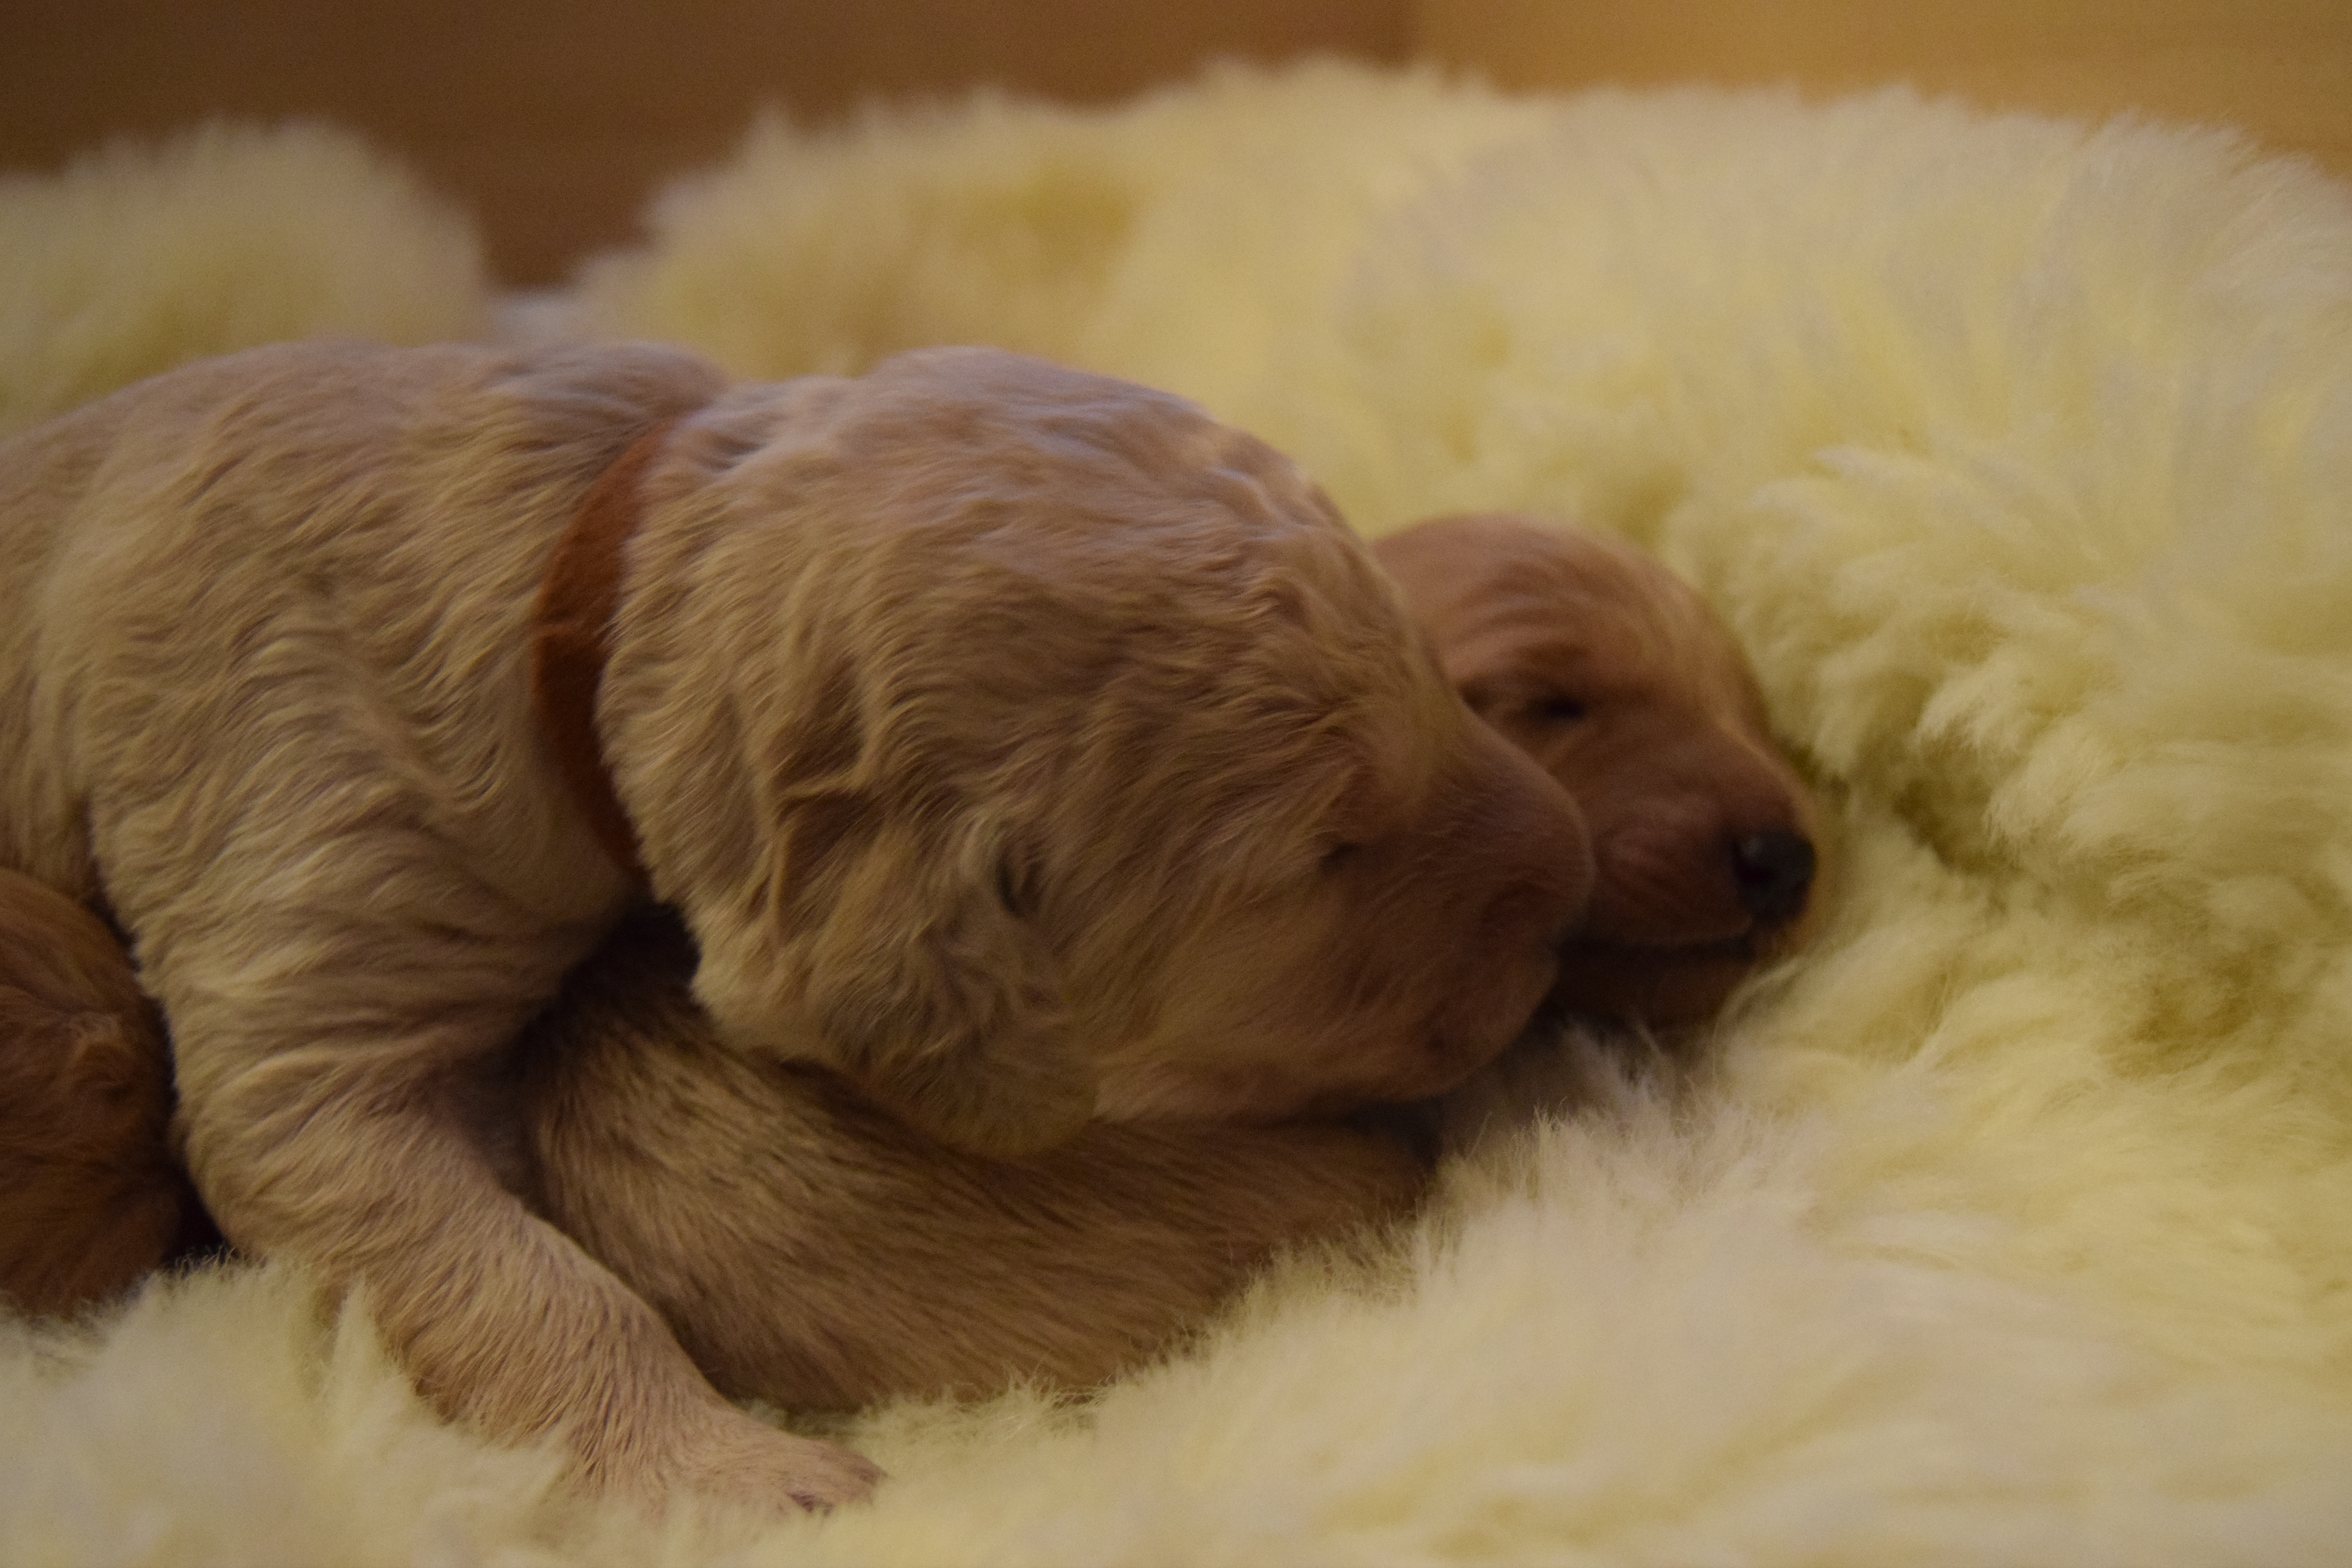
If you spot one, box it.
[0,341,1588,1510]
[1372,514,1821,1026]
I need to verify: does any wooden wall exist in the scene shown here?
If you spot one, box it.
[1418,0,2352,179]
[3,0,2343,288]
[0,0,1409,285]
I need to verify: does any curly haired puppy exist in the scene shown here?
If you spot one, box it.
[1372,513,1820,1026]
[0,342,1587,1510]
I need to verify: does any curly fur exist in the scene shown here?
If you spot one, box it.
[0,338,1586,1510]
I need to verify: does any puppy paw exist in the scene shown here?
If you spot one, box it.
[635,1404,884,1516]
[750,1431,884,1514]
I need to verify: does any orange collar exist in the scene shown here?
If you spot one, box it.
[528,418,681,882]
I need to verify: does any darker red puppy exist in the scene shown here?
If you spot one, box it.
[1375,514,1822,1026]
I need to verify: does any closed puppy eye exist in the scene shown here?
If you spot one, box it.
[1461,677,1589,729]
[1523,692,1588,725]
[1321,840,1367,875]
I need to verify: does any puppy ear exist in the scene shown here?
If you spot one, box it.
[694,809,1095,1160]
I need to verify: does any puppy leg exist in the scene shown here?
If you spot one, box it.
[0,870,209,1316]
[185,1044,878,1509]
[523,914,1431,1409]
[152,891,879,1513]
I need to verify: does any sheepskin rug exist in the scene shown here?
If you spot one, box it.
[7,64,2352,1565]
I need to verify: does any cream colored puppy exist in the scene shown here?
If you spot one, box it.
[0,341,1587,1510]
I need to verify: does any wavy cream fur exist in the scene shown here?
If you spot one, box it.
[7,63,2352,1563]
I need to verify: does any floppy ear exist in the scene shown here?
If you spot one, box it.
[693,806,1096,1160]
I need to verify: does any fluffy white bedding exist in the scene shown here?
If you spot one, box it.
[7,64,2352,1565]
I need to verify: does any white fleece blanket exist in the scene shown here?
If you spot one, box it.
[6,64,2352,1566]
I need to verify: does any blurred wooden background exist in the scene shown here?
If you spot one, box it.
[3,0,2344,285]
[1426,0,2352,179]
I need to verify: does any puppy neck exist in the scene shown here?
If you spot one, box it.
[529,418,681,882]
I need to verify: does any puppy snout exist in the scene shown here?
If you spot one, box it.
[1732,829,1815,925]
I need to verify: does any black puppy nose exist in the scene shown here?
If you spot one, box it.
[1733,830,1815,924]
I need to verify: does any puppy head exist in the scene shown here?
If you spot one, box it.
[1070,675,1591,1128]
[613,350,1589,1155]
[1373,513,1822,1027]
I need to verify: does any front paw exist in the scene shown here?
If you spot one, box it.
[737,1429,884,1514]
[607,1402,885,1515]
